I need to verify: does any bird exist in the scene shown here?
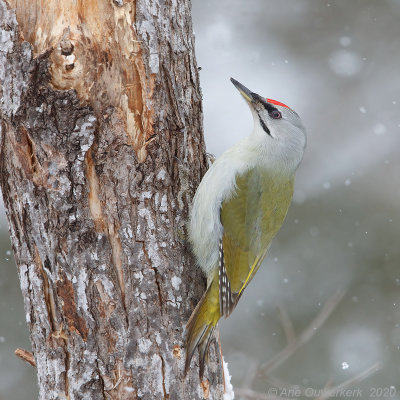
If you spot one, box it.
[184,78,307,377]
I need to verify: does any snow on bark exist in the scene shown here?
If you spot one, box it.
[0,0,226,398]
[223,359,235,400]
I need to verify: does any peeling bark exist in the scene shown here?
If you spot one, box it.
[0,0,225,398]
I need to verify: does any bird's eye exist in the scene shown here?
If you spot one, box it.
[270,110,282,119]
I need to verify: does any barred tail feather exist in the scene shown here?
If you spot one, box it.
[185,278,220,376]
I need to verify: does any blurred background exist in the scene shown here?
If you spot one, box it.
[1,0,399,398]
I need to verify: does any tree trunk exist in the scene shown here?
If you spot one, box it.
[0,0,225,398]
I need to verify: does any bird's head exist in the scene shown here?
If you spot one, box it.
[231,78,306,170]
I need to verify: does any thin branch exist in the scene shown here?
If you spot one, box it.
[264,375,306,393]
[259,288,346,376]
[236,362,382,400]
[315,362,383,400]
[242,360,260,391]
[276,304,295,345]
[236,288,381,400]
[15,348,36,367]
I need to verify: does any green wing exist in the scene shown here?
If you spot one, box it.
[219,168,294,315]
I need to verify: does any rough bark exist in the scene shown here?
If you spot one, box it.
[0,0,225,398]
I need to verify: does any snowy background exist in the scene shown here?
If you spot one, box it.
[1,0,400,398]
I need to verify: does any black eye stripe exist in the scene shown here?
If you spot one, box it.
[264,103,279,114]
[250,92,280,114]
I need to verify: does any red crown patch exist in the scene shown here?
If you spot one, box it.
[266,98,290,109]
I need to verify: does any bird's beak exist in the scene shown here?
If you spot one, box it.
[230,78,256,103]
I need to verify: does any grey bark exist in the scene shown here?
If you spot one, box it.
[0,0,224,398]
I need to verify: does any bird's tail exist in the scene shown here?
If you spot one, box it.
[185,277,220,377]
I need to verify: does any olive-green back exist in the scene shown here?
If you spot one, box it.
[221,168,294,294]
